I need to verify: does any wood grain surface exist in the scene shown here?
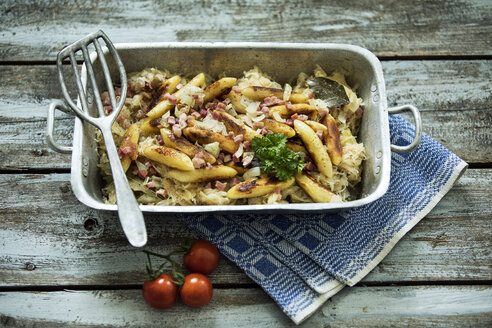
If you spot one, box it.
[1,0,491,61]
[1,286,491,327]
[1,0,491,326]
[0,169,490,287]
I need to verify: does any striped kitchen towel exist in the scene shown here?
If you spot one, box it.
[176,114,468,324]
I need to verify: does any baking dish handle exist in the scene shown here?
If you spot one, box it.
[46,99,73,154]
[388,104,422,153]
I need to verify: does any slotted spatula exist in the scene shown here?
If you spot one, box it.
[56,30,147,247]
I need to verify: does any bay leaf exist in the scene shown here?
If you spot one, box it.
[306,77,349,107]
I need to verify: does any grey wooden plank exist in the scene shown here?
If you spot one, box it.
[0,286,491,327]
[1,0,491,61]
[0,169,490,287]
[0,60,491,170]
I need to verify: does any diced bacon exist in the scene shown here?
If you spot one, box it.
[297,114,308,121]
[228,131,234,138]
[217,102,226,110]
[285,118,293,126]
[167,116,176,125]
[206,102,218,110]
[192,94,199,100]
[274,188,281,194]
[232,155,241,163]
[212,111,221,120]
[234,134,244,143]
[285,101,293,110]
[223,154,231,162]
[316,130,324,140]
[233,87,241,94]
[192,156,206,169]
[157,135,164,145]
[115,87,122,97]
[172,124,182,137]
[261,107,270,115]
[262,96,283,106]
[243,140,251,152]
[223,98,231,105]
[191,111,202,119]
[156,189,168,197]
[138,170,148,179]
[118,146,133,158]
[104,105,112,115]
[121,119,132,129]
[205,182,212,189]
[260,126,270,135]
[200,108,208,117]
[116,114,126,123]
[346,115,351,121]
[242,155,254,167]
[179,112,187,121]
[230,177,241,186]
[101,91,110,105]
[146,182,155,189]
[196,99,203,106]
[164,93,177,103]
[195,151,205,159]
[355,107,363,117]
[215,181,227,191]
[305,161,315,171]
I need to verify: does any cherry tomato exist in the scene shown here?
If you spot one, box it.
[180,273,213,307]
[183,240,219,275]
[142,274,178,309]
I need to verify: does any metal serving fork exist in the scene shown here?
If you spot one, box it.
[56,30,147,247]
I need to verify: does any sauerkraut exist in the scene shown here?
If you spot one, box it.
[97,66,365,206]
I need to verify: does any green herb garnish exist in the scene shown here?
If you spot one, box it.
[251,133,305,181]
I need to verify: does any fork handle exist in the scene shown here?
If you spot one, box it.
[101,126,147,247]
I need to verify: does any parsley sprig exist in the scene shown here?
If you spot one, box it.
[251,134,305,181]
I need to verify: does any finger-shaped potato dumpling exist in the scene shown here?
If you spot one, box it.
[323,114,343,165]
[168,165,238,182]
[119,123,140,172]
[294,120,332,178]
[225,90,247,113]
[203,77,237,103]
[183,127,238,154]
[140,145,194,171]
[294,172,339,203]
[161,128,216,164]
[263,119,296,138]
[269,103,317,119]
[146,73,205,119]
[241,86,308,103]
[140,117,160,134]
[226,177,294,199]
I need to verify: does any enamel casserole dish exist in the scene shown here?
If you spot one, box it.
[47,42,422,213]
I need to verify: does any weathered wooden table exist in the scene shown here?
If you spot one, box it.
[1,1,491,326]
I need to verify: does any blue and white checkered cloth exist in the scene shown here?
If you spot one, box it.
[176,114,467,324]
